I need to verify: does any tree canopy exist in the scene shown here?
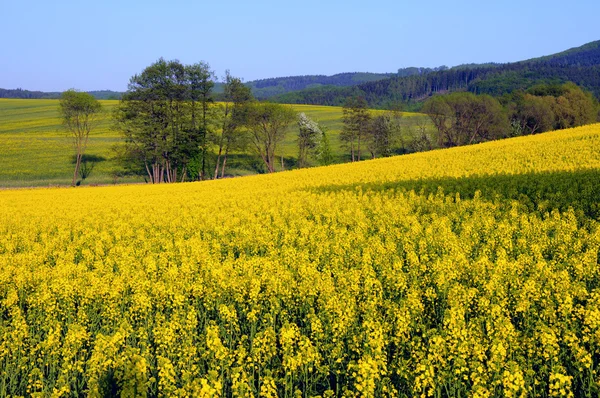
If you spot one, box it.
[245,102,297,173]
[58,90,102,186]
[113,58,214,183]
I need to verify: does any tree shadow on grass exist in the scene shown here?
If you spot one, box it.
[307,168,600,221]
[71,154,107,183]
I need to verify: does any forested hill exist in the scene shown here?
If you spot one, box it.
[1,72,412,100]
[2,69,445,100]
[525,40,600,66]
[1,74,394,100]
[243,67,455,99]
[274,40,600,108]
[0,88,122,100]
[3,41,599,104]
[245,72,395,99]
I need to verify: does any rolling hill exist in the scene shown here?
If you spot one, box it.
[2,40,599,110]
[1,73,399,101]
[1,69,442,101]
[274,40,600,108]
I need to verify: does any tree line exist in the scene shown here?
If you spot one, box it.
[58,60,599,186]
[335,82,599,163]
[112,58,326,182]
[1,88,122,100]
[60,59,338,185]
[422,82,599,148]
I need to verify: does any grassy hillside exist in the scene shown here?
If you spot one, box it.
[0,99,427,186]
[0,124,599,396]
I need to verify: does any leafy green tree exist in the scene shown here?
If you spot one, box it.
[406,116,434,152]
[58,89,102,186]
[341,96,371,161]
[552,83,597,129]
[512,94,555,135]
[317,126,334,166]
[245,102,297,173]
[423,92,508,147]
[296,113,323,168]
[422,96,453,146]
[214,71,253,179]
[367,113,400,158]
[508,83,598,136]
[187,62,215,180]
[113,59,214,183]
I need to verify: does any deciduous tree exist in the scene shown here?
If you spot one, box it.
[341,96,371,161]
[367,113,401,158]
[317,126,334,166]
[296,113,323,168]
[512,94,555,135]
[214,71,253,179]
[59,90,102,186]
[187,62,215,180]
[113,58,214,183]
[552,83,597,129]
[245,103,297,173]
[424,93,508,147]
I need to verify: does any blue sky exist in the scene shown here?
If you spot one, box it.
[1,0,598,91]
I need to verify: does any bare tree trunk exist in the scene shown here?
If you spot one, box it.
[214,146,223,180]
[72,152,82,186]
[351,142,355,162]
[266,153,275,173]
[221,147,229,179]
[165,162,171,183]
[167,162,176,183]
[151,163,164,184]
[298,148,305,169]
[145,163,153,184]
[200,97,209,180]
[281,154,284,171]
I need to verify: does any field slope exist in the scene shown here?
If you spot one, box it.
[0,124,599,396]
[0,99,426,186]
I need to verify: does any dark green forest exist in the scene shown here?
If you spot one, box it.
[0,88,122,100]
[245,72,396,98]
[275,40,600,109]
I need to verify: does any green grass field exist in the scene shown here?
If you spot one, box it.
[0,99,428,186]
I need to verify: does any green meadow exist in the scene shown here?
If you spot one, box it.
[0,99,427,186]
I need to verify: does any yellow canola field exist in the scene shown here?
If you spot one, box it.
[1,125,600,397]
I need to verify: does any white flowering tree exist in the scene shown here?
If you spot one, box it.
[297,113,323,168]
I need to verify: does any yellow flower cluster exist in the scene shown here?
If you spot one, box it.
[0,124,600,396]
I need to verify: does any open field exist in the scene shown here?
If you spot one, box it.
[0,124,599,396]
[0,99,427,186]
